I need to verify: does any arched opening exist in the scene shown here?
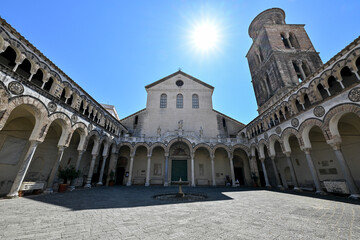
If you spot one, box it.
[192,94,199,109]
[176,94,183,109]
[193,147,211,186]
[287,135,312,188]
[149,146,165,185]
[289,33,300,49]
[43,77,53,92]
[281,34,290,48]
[60,89,67,102]
[233,148,251,186]
[160,94,167,108]
[15,59,31,79]
[284,106,291,119]
[117,145,131,185]
[295,99,302,112]
[67,94,73,106]
[317,83,329,100]
[302,61,311,78]
[303,94,311,109]
[340,66,358,88]
[0,105,36,196]
[258,46,264,61]
[356,57,360,76]
[31,69,44,88]
[26,119,65,191]
[214,147,231,186]
[130,145,148,185]
[79,100,84,113]
[265,75,272,96]
[337,112,360,189]
[255,149,266,187]
[274,141,288,188]
[328,76,342,95]
[0,46,17,69]
[134,115,138,129]
[263,145,277,186]
[308,126,340,186]
[292,61,303,82]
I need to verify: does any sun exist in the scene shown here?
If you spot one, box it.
[190,21,220,52]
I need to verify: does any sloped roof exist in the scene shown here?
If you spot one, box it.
[145,70,214,90]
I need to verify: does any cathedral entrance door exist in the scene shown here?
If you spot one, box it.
[234,167,245,185]
[171,160,187,182]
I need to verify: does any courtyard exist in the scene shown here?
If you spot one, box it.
[1,187,360,240]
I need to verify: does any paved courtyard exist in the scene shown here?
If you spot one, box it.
[1,186,360,240]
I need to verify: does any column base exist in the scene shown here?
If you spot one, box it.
[96,182,103,186]
[293,187,302,192]
[84,184,91,188]
[164,182,169,187]
[266,185,272,189]
[145,182,150,187]
[44,188,53,194]
[191,184,196,187]
[349,194,360,200]
[277,185,285,190]
[126,182,132,187]
[5,192,19,199]
[315,190,327,195]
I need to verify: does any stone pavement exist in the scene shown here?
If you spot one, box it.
[1,186,360,240]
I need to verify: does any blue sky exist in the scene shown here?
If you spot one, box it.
[1,1,359,124]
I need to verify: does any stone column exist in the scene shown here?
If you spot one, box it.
[97,154,109,186]
[270,156,283,190]
[106,153,118,185]
[164,153,169,186]
[260,158,271,188]
[284,152,300,190]
[145,154,151,187]
[210,153,216,186]
[228,153,236,187]
[75,150,85,171]
[6,140,41,198]
[84,154,98,188]
[250,156,261,186]
[44,146,67,193]
[302,148,324,194]
[191,153,195,187]
[126,155,135,186]
[330,142,360,199]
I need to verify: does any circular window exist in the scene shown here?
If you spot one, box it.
[176,80,184,87]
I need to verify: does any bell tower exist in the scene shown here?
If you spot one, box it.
[246,8,323,114]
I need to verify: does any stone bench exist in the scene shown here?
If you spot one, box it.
[20,181,45,191]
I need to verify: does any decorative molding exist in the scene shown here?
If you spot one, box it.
[348,87,360,102]
[71,114,78,124]
[291,118,299,127]
[275,126,282,135]
[47,102,57,112]
[8,81,24,95]
[313,106,325,117]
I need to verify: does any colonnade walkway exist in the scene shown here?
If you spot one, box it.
[1,186,360,239]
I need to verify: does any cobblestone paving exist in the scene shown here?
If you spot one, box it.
[1,186,360,240]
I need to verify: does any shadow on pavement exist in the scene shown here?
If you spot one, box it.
[21,186,360,211]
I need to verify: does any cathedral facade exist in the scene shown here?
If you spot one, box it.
[0,8,360,199]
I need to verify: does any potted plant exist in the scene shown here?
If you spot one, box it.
[109,170,115,186]
[58,166,80,192]
[251,172,259,187]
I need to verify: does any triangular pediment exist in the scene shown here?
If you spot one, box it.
[145,70,214,90]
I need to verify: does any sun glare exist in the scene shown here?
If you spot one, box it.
[190,21,220,52]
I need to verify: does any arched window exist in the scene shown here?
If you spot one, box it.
[160,94,167,108]
[176,94,183,108]
[281,34,290,48]
[289,33,300,49]
[192,94,199,108]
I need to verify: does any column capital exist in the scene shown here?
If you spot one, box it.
[283,151,291,157]
[301,147,311,154]
[270,155,276,160]
[58,145,67,151]
[147,154,152,158]
[326,137,342,151]
[164,152,169,157]
[259,157,265,162]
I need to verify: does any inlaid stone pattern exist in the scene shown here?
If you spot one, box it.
[291,118,299,127]
[313,106,325,117]
[8,81,24,95]
[264,132,268,140]
[87,123,93,131]
[48,102,57,112]
[71,114,78,123]
[348,87,360,102]
[275,126,281,135]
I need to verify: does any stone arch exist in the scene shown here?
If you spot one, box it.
[44,112,72,145]
[149,142,166,155]
[331,59,347,80]
[98,135,112,156]
[250,143,258,157]
[166,137,193,154]
[193,143,212,155]
[71,122,88,150]
[0,96,48,140]
[281,127,302,152]
[346,47,360,71]
[268,134,283,156]
[134,142,149,155]
[258,139,269,159]
[118,142,134,154]
[84,130,101,154]
[323,103,360,140]
[232,144,250,156]
[212,144,230,157]
[298,118,329,149]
